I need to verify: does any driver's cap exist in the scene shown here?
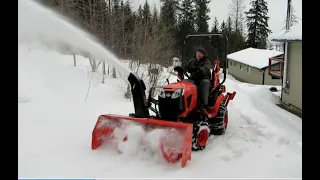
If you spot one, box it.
[196,47,207,57]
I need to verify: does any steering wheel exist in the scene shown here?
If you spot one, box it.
[173,66,190,79]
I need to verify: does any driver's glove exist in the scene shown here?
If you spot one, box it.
[192,67,200,73]
[173,66,183,72]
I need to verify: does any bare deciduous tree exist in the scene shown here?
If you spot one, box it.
[282,4,300,30]
[228,0,246,34]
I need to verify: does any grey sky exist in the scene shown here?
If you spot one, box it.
[131,0,302,36]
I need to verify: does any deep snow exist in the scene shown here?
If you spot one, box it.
[18,44,302,178]
[18,0,302,178]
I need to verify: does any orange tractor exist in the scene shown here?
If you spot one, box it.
[91,33,236,167]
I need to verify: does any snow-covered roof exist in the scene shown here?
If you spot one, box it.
[271,21,302,42]
[227,48,284,69]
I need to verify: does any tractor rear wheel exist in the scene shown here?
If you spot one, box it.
[211,104,228,135]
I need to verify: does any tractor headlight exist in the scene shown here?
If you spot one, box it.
[158,88,166,98]
[171,89,184,99]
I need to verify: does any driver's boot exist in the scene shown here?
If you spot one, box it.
[200,103,212,118]
[200,103,208,112]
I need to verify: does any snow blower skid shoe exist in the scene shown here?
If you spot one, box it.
[91,114,193,167]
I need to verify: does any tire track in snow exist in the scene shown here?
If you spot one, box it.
[207,107,276,163]
[251,96,302,149]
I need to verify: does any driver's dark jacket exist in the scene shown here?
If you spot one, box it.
[183,57,211,81]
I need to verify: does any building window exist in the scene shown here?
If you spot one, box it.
[247,66,250,73]
[230,61,233,66]
[234,62,236,67]
[239,64,242,70]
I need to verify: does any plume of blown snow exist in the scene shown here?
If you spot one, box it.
[18,0,132,78]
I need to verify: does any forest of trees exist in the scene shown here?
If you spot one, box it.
[40,0,292,68]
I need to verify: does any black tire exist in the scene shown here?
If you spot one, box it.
[211,104,228,135]
[192,121,211,151]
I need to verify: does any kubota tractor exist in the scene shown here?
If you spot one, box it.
[91,33,236,168]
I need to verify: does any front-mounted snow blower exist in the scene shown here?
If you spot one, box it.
[91,33,236,168]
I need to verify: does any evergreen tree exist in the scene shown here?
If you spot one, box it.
[176,0,196,54]
[113,0,120,10]
[211,17,219,33]
[217,20,227,64]
[194,0,210,32]
[123,0,134,57]
[245,0,272,49]
[210,17,220,60]
[142,1,151,25]
[178,0,195,28]
[137,5,143,21]
[230,31,246,53]
[124,0,132,14]
[226,16,233,36]
[189,0,210,61]
[160,0,179,29]
[120,0,124,10]
[220,20,227,34]
[159,0,180,56]
[39,0,59,8]
[226,16,233,54]
[152,4,159,24]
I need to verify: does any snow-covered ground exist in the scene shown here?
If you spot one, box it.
[18,44,302,178]
[18,0,302,178]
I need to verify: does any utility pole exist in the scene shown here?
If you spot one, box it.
[282,0,291,89]
[285,0,292,31]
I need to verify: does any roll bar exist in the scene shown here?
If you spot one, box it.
[182,33,228,86]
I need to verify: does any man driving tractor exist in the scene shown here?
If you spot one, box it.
[174,47,211,112]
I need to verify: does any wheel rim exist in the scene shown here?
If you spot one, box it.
[123,135,128,142]
[198,129,209,147]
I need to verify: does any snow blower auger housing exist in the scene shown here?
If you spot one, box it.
[91,33,236,168]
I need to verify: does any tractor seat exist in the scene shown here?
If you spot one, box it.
[207,62,221,106]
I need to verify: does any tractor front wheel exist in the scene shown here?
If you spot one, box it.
[192,121,211,151]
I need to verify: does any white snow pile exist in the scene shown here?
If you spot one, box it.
[227,48,284,69]
[115,124,183,164]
